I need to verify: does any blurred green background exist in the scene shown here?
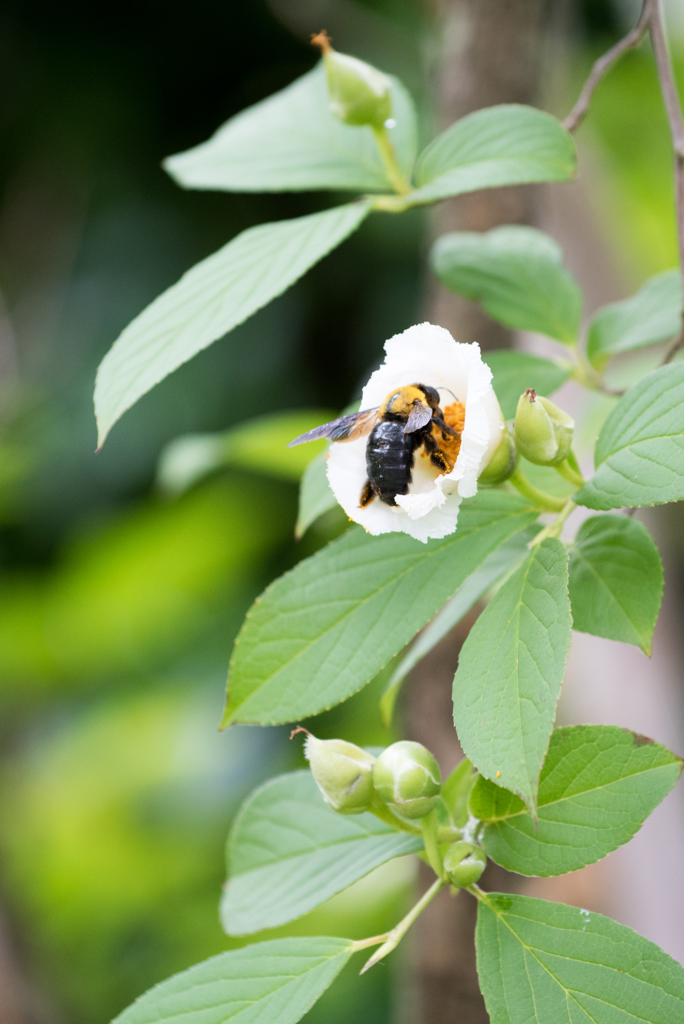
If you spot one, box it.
[0,1,682,1022]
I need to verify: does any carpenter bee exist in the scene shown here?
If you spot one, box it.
[288,384,464,508]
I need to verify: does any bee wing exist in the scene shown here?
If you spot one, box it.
[287,408,379,447]
[404,404,434,434]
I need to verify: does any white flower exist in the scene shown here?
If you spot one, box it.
[326,322,504,542]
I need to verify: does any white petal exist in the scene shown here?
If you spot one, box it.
[398,492,462,542]
[361,323,477,408]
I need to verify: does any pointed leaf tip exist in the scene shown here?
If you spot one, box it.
[93,202,371,443]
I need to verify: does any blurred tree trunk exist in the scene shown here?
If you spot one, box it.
[0,912,33,1024]
[408,1,548,1021]
[428,0,547,346]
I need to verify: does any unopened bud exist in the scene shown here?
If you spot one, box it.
[479,426,518,485]
[372,740,441,819]
[513,389,574,466]
[301,730,375,814]
[443,842,487,887]
[312,31,391,128]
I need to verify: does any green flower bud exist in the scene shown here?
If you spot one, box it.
[303,732,375,814]
[372,740,441,819]
[312,31,391,128]
[513,389,574,466]
[478,425,519,485]
[443,842,487,887]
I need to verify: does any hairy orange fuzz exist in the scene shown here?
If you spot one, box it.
[432,401,465,473]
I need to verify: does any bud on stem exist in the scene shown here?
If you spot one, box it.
[311,31,392,129]
[372,740,441,819]
[478,424,518,485]
[295,728,375,814]
[513,389,574,466]
[443,841,487,887]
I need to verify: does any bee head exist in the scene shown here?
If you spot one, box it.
[416,384,440,410]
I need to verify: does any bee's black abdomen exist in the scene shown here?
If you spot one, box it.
[366,421,420,506]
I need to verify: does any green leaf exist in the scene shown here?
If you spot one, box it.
[224,491,538,726]
[221,770,422,935]
[111,936,355,1024]
[486,350,571,420]
[94,201,371,446]
[164,63,417,194]
[157,411,334,495]
[574,362,684,510]
[568,515,663,654]
[471,725,682,876]
[452,538,572,814]
[296,450,337,539]
[476,892,684,1024]
[442,758,477,829]
[431,227,582,344]
[380,526,537,727]
[409,105,576,205]
[587,269,682,370]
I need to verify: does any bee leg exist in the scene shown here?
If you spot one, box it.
[359,480,375,508]
[431,414,458,439]
[430,450,450,472]
[423,431,450,473]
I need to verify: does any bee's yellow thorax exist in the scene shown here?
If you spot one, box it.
[380,386,426,419]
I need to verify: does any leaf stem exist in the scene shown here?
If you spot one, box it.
[370,193,412,213]
[370,796,461,843]
[568,354,624,397]
[555,458,584,487]
[370,796,422,836]
[466,883,488,902]
[360,877,447,973]
[371,125,412,195]
[508,467,567,512]
[528,499,576,548]
[350,933,390,952]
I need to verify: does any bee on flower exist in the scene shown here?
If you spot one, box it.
[289,323,513,542]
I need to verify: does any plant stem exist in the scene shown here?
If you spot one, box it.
[563,2,650,133]
[529,499,576,547]
[360,877,447,974]
[564,1,684,366]
[648,0,684,364]
[508,466,567,512]
[422,809,445,879]
[372,125,412,195]
[555,458,584,487]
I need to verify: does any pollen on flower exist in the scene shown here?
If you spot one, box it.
[431,401,465,473]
